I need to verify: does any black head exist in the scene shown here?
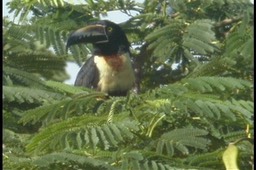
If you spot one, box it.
[66,20,130,55]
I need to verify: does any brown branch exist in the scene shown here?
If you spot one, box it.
[214,16,243,28]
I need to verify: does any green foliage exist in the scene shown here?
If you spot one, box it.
[3,66,46,88]
[32,152,115,170]
[4,20,68,81]
[3,86,63,104]
[183,19,217,55]
[26,117,139,154]
[3,0,253,169]
[156,128,210,156]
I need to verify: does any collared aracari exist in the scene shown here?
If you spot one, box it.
[66,20,135,96]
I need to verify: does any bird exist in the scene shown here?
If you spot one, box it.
[66,20,135,96]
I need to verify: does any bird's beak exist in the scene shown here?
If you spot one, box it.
[66,25,108,49]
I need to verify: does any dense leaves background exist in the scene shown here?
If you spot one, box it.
[3,0,253,169]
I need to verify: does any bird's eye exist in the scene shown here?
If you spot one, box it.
[107,27,113,32]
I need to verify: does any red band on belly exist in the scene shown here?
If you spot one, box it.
[104,55,123,71]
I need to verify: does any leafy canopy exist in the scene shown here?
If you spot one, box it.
[3,0,253,169]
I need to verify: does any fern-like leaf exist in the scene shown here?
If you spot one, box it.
[183,19,217,55]
[223,129,253,143]
[32,152,115,170]
[3,66,46,88]
[156,128,210,156]
[19,92,107,125]
[3,86,63,104]
[182,76,251,93]
[186,149,224,168]
[26,116,139,154]
[45,80,87,95]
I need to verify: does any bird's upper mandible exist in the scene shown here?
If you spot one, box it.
[66,20,130,56]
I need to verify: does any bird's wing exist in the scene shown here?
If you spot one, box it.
[74,56,99,89]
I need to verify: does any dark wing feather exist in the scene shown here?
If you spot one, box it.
[74,56,99,89]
